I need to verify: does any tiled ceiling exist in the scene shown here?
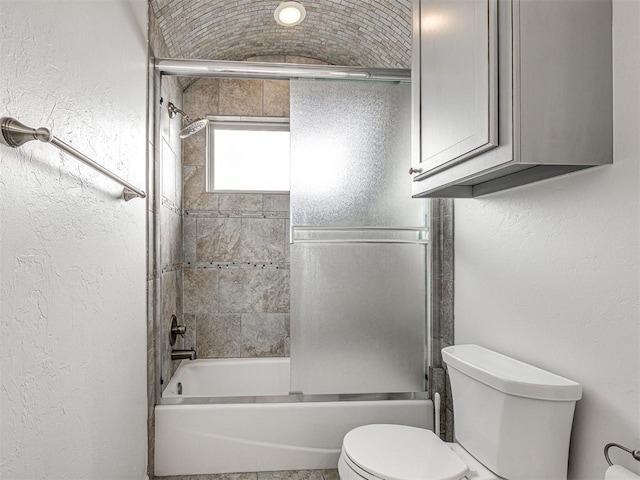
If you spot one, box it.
[149,0,412,68]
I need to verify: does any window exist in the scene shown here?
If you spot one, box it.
[207,116,290,192]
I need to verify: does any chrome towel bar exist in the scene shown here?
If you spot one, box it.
[0,117,146,201]
[605,443,640,466]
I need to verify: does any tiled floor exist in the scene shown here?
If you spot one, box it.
[157,469,339,480]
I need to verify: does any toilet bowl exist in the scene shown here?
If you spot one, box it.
[338,345,582,480]
[338,424,499,480]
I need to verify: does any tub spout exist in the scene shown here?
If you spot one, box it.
[171,349,197,361]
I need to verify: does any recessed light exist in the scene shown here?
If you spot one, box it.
[274,1,306,26]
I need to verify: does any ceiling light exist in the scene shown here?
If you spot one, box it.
[274,1,306,26]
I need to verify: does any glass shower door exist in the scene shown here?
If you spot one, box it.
[289,79,426,395]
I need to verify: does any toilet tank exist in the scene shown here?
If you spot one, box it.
[442,345,582,480]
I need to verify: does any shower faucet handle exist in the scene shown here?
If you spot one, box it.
[169,315,187,345]
[172,325,186,336]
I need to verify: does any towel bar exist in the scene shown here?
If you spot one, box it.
[0,117,146,201]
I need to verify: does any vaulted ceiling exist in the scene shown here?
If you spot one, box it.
[149,0,412,69]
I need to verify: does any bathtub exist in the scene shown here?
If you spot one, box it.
[162,357,291,397]
[154,358,432,477]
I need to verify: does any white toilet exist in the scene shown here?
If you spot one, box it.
[338,344,582,480]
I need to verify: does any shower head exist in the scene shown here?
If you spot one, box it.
[167,101,209,138]
[179,118,208,138]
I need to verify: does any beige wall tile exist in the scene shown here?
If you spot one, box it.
[241,314,287,357]
[160,207,182,268]
[284,218,291,259]
[197,217,242,262]
[263,80,290,117]
[183,313,196,350]
[183,165,218,212]
[162,270,183,379]
[218,269,264,313]
[196,314,241,358]
[241,218,286,262]
[161,139,177,204]
[184,78,219,118]
[183,268,219,315]
[219,193,263,212]
[262,268,290,314]
[263,194,290,212]
[183,215,197,263]
[219,78,263,116]
[182,132,206,166]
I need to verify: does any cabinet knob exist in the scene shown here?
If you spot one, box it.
[409,167,422,175]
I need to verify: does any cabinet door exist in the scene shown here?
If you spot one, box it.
[416,0,497,177]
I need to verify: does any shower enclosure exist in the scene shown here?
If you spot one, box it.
[289,79,426,395]
[152,61,431,476]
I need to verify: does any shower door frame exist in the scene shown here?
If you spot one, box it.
[151,59,437,406]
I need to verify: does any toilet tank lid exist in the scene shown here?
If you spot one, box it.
[442,345,582,401]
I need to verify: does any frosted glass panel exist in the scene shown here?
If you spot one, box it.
[290,243,426,394]
[289,79,426,395]
[290,80,422,228]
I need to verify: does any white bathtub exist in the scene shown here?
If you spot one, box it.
[154,358,432,477]
[162,358,290,397]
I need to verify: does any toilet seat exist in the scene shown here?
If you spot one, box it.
[341,424,470,480]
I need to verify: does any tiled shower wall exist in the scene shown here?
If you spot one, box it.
[158,68,185,381]
[148,6,184,476]
[180,56,324,359]
[159,70,184,381]
[427,198,454,442]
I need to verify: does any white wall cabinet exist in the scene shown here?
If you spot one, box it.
[410,0,612,198]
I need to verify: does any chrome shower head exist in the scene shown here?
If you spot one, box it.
[167,101,209,138]
[179,118,208,138]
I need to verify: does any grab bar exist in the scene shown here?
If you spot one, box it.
[0,117,146,201]
[604,443,640,466]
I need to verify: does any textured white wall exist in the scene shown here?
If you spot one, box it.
[454,1,639,478]
[0,1,148,479]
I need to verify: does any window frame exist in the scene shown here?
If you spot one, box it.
[205,115,291,194]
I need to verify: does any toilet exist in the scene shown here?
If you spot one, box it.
[338,344,582,480]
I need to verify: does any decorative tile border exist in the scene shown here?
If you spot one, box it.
[184,262,289,270]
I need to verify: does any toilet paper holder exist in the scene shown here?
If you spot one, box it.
[605,443,640,466]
